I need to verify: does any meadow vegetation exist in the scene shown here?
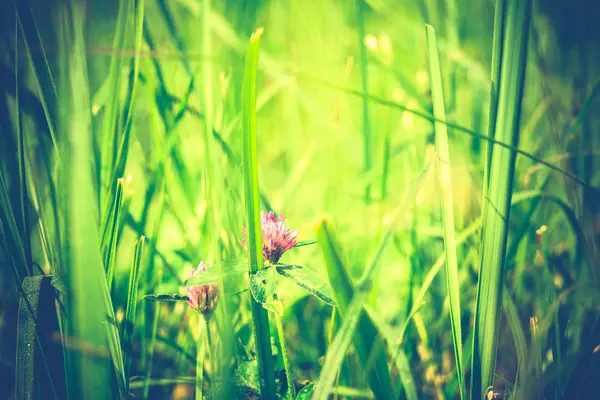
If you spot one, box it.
[1,0,600,399]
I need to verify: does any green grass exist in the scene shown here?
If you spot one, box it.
[2,0,600,399]
[426,23,465,399]
[240,27,277,399]
[470,0,532,398]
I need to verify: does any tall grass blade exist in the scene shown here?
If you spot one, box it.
[483,0,506,193]
[57,4,126,397]
[314,218,395,399]
[470,0,532,398]
[0,165,28,280]
[241,27,276,399]
[13,0,60,154]
[123,236,145,386]
[313,161,430,398]
[425,24,464,399]
[99,0,144,212]
[100,178,125,288]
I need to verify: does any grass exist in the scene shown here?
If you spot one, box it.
[240,27,277,399]
[426,23,465,399]
[470,0,532,398]
[1,0,600,399]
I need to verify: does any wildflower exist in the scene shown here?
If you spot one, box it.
[186,262,219,318]
[242,211,298,264]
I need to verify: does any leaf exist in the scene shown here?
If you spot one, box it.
[314,219,395,400]
[143,294,189,302]
[426,23,464,399]
[50,276,66,293]
[249,267,282,315]
[100,177,125,288]
[295,383,315,399]
[182,260,248,288]
[470,1,532,397]
[275,264,336,306]
[17,275,64,399]
[57,5,127,397]
[234,360,260,391]
[122,236,145,386]
[241,27,277,398]
[294,240,317,248]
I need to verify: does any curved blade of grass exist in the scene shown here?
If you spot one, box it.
[314,218,395,400]
[241,27,276,399]
[426,24,464,399]
[366,307,419,400]
[312,160,430,398]
[298,74,590,189]
[511,191,585,260]
[310,269,369,400]
[470,1,532,398]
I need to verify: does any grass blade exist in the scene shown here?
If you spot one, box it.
[122,236,145,387]
[241,27,276,399]
[470,1,532,398]
[99,0,144,212]
[425,24,464,399]
[314,218,395,400]
[16,276,64,400]
[100,178,125,289]
[301,75,590,188]
[502,286,527,389]
[56,4,126,396]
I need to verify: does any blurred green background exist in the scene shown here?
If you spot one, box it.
[1,0,600,398]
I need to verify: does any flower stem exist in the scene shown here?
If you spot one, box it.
[195,317,205,400]
[274,311,295,399]
[205,318,216,400]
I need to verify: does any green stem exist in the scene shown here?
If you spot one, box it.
[205,318,216,400]
[327,307,336,346]
[241,28,277,399]
[143,287,161,399]
[274,311,295,399]
[195,317,205,400]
